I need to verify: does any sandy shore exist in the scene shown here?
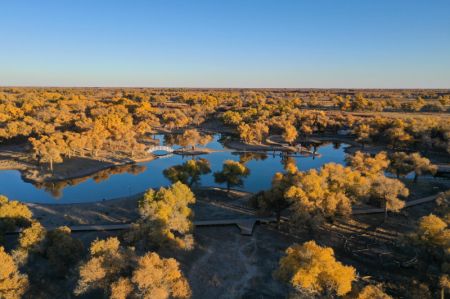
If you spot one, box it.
[25,187,253,227]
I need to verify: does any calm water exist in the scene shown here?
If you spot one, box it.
[0,134,349,204]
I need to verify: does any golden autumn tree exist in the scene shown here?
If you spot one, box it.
[75,237,134,296]
[282,123,298,145]
[385,123,412,149]
[18,221,46,252]
[370,176,409,220]
[275,241,356,297]
[253,122,269,144]
[346,151,390,177]
[29,135,66,171]
[237,123,253,143]
[76,237,191,299]
[388,152,414,178]
[357,285,392,299]
[284,163,369,226]
[0,246,29,299]
[131,252,191,299]
[416,214,450,248]
[408,152,438,182]
[130,182,196,250]
[214,160,250,193]
[178,129,202,150]
[352,123,372,148]
[0,195,33,239]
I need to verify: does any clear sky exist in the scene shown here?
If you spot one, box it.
[1,0,449,88]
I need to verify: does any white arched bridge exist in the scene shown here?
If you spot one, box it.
[147,145,174,154]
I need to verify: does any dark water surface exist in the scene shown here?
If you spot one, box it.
[0,134,349,204]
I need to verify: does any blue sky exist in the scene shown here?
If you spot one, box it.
[1,0,449,88]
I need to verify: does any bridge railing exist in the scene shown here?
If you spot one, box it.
[147,145,174,153]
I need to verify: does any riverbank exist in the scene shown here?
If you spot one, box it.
[26,187,254,227]
[0,141,157,184]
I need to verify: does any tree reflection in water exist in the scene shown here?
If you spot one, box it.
[33,164,147,199]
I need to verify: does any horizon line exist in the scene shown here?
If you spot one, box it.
[1,85,450,91]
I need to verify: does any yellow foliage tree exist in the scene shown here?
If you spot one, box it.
[132,252,191,299]
[18,221,46,251]
[0,246,28,299]
[76,237,191,299]
[370,176,408,220]
[275,241,356,296]
[346,151,390,177]
[284,163,369,226]
[214,160,250,192]
[357,284,392,299]
[282,124,298,145]
[409,152,438,182]
[417,214,450,248]
[131,182,196,250]
[0,195,33,238]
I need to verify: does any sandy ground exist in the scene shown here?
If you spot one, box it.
[182,225,290,298]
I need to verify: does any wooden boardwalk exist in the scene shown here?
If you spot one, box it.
[7,186,442,236]
[10,217,277,236]
[352,194,438,215]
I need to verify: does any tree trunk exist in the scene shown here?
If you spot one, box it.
[49,159,53,172]
[276,210,281,229]
[441,287,444,299]
[384,204,388,221]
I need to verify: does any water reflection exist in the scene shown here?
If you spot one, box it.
[0,134,349,203]
[235,152,268,164]
[33,164,147,199]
